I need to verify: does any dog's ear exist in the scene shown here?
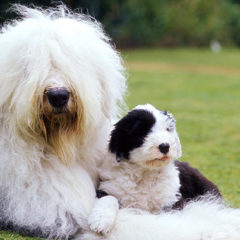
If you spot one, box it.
[109,109,156,161]
[162,110,176,123]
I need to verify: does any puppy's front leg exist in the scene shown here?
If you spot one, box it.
[88,196,119,235]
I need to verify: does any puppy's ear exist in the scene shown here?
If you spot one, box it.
[163,110,168,115]
[162,110,176,123]
[109,109,156,161]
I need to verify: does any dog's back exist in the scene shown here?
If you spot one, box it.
[173,160,221,209]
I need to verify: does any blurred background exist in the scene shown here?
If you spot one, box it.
[1,0,240,48]
[0,0,240,211]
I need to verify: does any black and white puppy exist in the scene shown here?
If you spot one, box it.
[97,104,221,213]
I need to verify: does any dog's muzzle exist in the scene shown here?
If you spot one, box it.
[159,143,170,154]
[46,88,70,109]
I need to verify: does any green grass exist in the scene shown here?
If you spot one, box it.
[122,47,240,68]
[1,48,240,239]
[123,48,240,207]
[0,231,38,240]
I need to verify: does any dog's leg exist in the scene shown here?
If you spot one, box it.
[88,196,119,235]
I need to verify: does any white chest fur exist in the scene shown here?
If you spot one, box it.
[99,160,181,213]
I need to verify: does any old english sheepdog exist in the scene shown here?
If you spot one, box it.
[96,104,221,213]
[85,104,240,239]
[1,5,240,240]
[0,5,126,239]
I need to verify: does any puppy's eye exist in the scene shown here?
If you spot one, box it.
[166,127,173,132]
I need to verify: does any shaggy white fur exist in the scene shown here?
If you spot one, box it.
[1,5,240,240]
[99,161,180,212]
[86,106,240,240]
[88,196,119,235]
[0,5,126,239]
[84,196,240,240]
[98,104,181,213]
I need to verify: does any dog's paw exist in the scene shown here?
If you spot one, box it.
[88,196,119,235]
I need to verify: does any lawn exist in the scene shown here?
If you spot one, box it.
[123,48,240,207]
[1,48,240,239]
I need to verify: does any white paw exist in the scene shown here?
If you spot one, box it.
[88,196,119,235]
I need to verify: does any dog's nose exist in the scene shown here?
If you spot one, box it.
[159,143,170,154]
[46,88,70,108]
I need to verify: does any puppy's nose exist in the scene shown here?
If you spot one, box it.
[159,143,170,154]
[46,88,70,108]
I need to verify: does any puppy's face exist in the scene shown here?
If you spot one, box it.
[109,104,182,168]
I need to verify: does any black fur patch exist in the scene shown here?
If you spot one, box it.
[96,189,108,198]
[173,161,221,209]
[0,219,78,239]
[0,221,51,239]
[0,197,78,239]
[109,109,156,160]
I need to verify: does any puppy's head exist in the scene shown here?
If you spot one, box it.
[109,104,182,168]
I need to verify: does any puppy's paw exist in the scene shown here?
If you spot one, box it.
[88,196,119,235]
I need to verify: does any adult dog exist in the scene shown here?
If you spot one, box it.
[0,5,126,239]
[0,5,240,240]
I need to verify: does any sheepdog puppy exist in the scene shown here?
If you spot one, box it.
[0,5,126,239]
[97,104,221,213]
[85,107,240,239]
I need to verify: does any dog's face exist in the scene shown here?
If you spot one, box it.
[109,104,182,168]
[35,72,84,165]
[2,68,85,165]
[0,12,126,165]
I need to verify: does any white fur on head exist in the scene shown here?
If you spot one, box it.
[0,4,127,165]
[98,104,181,213]
[131,104,182,168]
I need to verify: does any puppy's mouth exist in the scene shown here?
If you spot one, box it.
[146,156,170,167]
[160,156,169,161]
[153,156,169,161]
